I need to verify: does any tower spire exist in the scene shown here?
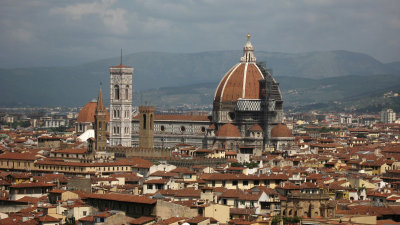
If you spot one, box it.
[120,48,123,65]
[96,85,106,113]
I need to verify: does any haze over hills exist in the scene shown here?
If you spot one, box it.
[0,50,399,111]
[136,74,400,112]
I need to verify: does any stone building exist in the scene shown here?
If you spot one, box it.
[380,108,396,123]
[138,106,155,148]
[132,113,210,148]
[131,35,289,153]
[208,34,283,153]
[280,193,336,219]
[94,87,108,152]
[75,100,110,136]
[270,123,295,151]
[109,62,133,147]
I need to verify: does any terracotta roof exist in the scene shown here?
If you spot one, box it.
[83,193,156,204]
[0,217,37,225]
[93,211,112,218]
[271,123,293,138]
[52,148,87,154]
[6,172,31,179]
[217,123,241,137]
[300,182,319,189]
[38,215,59,222]
[16,196,41,204]
[78,215,94,222]
[0,152,37,161]
[110,63,132,68]
[9,182,55,188]
[207,124,216,130]
[150,171,178,177]
[249,124,263,131]
[186,216,208,224]
[171,167,196,174]
[154,217,186,225]
[174,188,201,197]
[144,179,169,184]
[225,151,237,156]
[129,216,156,225]
[214,63,263,103]
[229,218,254,224]
[201,173,288,181]
[77,101,110,123]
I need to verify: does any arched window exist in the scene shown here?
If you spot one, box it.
[125,85,129,99]
[114,85,120,100]
[143,114,147,129]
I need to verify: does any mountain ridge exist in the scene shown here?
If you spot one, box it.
[0,50,399,108]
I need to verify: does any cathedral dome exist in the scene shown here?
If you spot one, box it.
[216,123,241,137]
[77,101,110,123]
[249,124,263,131]
[271,123,293,138]
[214,34,264,103]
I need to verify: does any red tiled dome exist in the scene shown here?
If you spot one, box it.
[271,123,292,138]
[216,123,241,137]
[77,101,110,123]
[207,124,216,130]
[249,124,263,131]
[214,63,264,103]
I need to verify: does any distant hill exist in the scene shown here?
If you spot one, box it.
[0,50,398,108]
[134,74,400,113]
[386,61,400,73]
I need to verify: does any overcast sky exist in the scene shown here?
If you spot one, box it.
[0,0,399,68]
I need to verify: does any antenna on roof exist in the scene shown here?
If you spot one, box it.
[120,48,123,65]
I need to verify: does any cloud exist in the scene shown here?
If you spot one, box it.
[0,0,399,67]
[10,28,35,43]
[50,0,128,33]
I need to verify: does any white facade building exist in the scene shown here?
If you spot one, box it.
[109,63,133,147]
[380,109,396,123]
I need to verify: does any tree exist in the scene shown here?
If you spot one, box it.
[271,215,281,225]
[231,162,243,167]
[356,133,367,138]
[65,216,75,225]
[283,216,301,224]
[10,121,30,129]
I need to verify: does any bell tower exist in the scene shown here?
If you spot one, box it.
[109,52,133,147]
[94,86,107,152]
[139,106,155,149]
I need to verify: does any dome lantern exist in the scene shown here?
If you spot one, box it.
[240,33,256,63]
